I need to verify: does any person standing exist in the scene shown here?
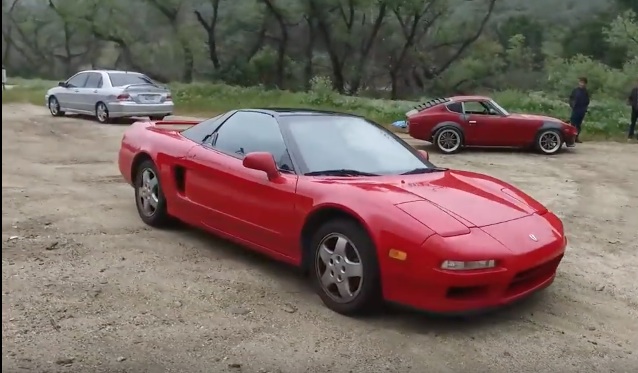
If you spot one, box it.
[628,82,638,141]
[569,77,590,143]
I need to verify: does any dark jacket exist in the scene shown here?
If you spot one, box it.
[569,87,590,112]
[629,87,638,109]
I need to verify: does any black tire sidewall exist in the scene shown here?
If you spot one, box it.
[49,96,62,116]
[536,129,563,155]
[435,126,463,154]
[134,160,170,227]
[310,218,381,315]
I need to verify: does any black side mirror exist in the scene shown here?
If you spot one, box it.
[58,81,67,87]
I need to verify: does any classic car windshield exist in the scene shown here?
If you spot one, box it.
[489,99,510,116]
[282,115,434,175]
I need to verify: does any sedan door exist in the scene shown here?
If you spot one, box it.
[81,72,104,114]
[57,72,89,111]
[183,111,299,256]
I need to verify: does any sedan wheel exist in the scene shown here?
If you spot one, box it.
[537,130,563,155]
[311,219,381,315]
[48,97,65,117]
[95,102,110,124]
[435,128,463,154]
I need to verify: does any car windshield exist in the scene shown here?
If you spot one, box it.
[108,72,157,87]
[282,115,434,175]
[489,99,510,116]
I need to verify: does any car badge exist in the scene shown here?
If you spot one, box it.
[529,234,538,242]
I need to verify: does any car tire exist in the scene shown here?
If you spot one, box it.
[48,96,65,117]
[536,129,563,155]
[310,218,381,316]
[134,159,172,228]
[434,126,463,154]
[95,102,111,124]
[149,115,166,121]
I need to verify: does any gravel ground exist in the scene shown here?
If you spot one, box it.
[2,103,637,373]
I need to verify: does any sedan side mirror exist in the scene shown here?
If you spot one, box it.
[243,152,281,180]
[418,149,429,161]
[58,81,67,87]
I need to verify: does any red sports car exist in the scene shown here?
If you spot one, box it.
[118,109,567,316]
[406,96,578,155]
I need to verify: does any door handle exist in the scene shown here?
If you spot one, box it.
[93,90,98,93]
[469,120,477,124]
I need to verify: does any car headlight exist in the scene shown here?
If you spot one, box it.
[441,260,496,270]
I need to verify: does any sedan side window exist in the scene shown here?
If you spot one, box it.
[211,112,293,171]
[84,73,102,89]
[66,73,89,88]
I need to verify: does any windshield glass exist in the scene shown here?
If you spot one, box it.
[283,115,433,175]
[108,72,156,87]
[489,99,510,116]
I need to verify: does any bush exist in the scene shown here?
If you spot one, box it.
[2,77,630,139]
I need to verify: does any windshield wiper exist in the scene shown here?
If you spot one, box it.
[305,169,380,177]
[400,167,448,175]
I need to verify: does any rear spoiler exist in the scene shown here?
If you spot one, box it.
[405,97,452,117]
[140,119,200,132]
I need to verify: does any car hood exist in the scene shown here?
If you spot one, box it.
[508,113,563,123]
[391,170,544,228]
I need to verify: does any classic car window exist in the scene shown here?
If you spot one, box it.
[446,102,463,113]
[212,111,293,171]
[181,113,232,143]
[463,101,497,115]
[108,72,156,87]
[66,73,89,88]
[282,115,432,175]
[84,73,103,89]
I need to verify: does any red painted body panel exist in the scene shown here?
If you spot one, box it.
[407,98,578,147]
[119,119,567,314]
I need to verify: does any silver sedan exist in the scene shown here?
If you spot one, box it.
[45,69,174,123]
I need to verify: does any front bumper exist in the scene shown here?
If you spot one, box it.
[106,101,174,118]
[381,215,567,314]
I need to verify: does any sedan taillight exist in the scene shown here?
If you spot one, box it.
[166,94,172,101]
[116,93,131,101]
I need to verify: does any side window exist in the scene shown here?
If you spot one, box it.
[84,73,102,89]
[446,102,463,113]
[212,112,293,171]
[463,101,491,115]
[66,73,89,88]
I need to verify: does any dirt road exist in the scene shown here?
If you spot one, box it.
[2,104,637,373]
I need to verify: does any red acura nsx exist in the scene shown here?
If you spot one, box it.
[406,96,578,155]
[118,109,567,316]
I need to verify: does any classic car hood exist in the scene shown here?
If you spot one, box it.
[508,113,562,123]
[392,170,541,227]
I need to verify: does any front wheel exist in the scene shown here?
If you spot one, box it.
[536,129,563,155]
[310,219,381,315]
[434,127,463,154]
[134,160,172,227]
[48,96,65,117]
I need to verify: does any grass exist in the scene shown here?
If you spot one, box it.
[2,77,632,140]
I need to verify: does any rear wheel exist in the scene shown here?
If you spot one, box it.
[95,102,111,124]
[536,129,563,155]
[434,127,463,154]
[311,219,381,315]
[134,160,172,227]
[149,115,166,121]
[48,96,65,117]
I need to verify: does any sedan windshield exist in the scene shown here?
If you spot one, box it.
[489,100,510,116]
[108,72,157,87]
[282,115,435,175]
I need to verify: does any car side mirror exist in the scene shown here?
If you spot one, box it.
[418,149,429,161]
[242,152,280,180]
[58,81,67,87]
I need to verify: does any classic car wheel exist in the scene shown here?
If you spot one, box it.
[434,127,463,154]
[536,129,563,155]
[95,102,111,124]
[48,96,65,117]
[134,160,171,227]
[311,219,381,315]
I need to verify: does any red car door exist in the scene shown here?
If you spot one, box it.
[462,100,523,146]
[184,111,299,257]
